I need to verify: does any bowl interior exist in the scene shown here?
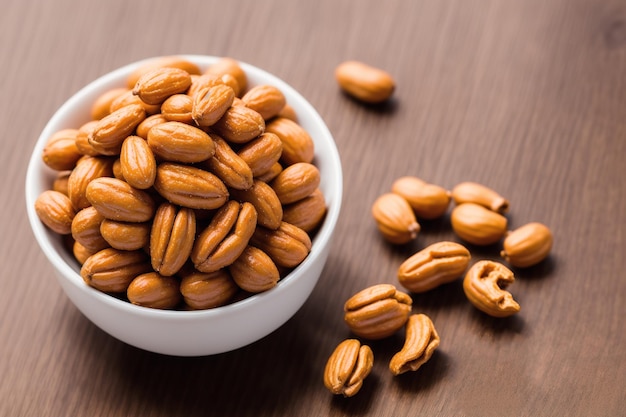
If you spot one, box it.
[25,55,343,321]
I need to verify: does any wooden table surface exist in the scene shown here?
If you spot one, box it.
[2,0,625,415]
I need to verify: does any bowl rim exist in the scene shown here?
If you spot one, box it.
[25,54,343,320]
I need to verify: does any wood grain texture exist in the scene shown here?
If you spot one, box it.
[2,0,625,415]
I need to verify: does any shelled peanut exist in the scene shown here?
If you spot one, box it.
[34,56,328,310]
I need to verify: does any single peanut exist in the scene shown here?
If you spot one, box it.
[451,203,507,246]
[344,284,412,340]
[451,181,509,214]
[323,339,374,397]
[34,190,76,235]
[501,222,553,267]
[335,60,395,104]
[127,272,182,309]
[397,241,471,293]
[371,193,420,244]
[389,314,440,376]
[132,67,192,105]
[229,245,280,293]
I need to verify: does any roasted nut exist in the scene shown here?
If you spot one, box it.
[34,190,76,235]
[191,201,257,273]
[132,67,192,105]
[153,162,229,210]
[126,56,201,89]
[86,177,155,222]
[230,179,283,229]
[265,117,315,166]
[203,133,253,190]
[501,222,553,267]
[147,121,216,163]
[100,219,151,251]
[120,135,157,189]
[250,221,311,268]
[73,241,96,265]
[135,113,168,139]
[80,248,152,293]
[451,181,509,214]
[391,176,451,220]
[160,94,193,123]
[335,60,395,103]
[463,260,520,317]
[212,105,265,144]
[229,245,280,293]
[371,193,420,244]
[109,89,161,115]
[204,57,247,95]
[42,129,82,171]
[71,206,108,252]
[88,103,146,155]
[180,269,239,309]
[451,203,507,246]
[150,203,196,276]
[344,284,412,340]
[52,172,70,195]
[397,241,471,293]
[127,272,181,309]
[389,314,440,376]
[241,84,286,120]
[91,87,127,120]
[186,73,224,98]
[255,162,283,183]
[237,132,283,178]
[270,162,320,205]
[75,120,100,156]
[67,155,114,210]
[277,104,298,122]
[282,188,326,233]
[324,339,374,398]
[192,83,235,126]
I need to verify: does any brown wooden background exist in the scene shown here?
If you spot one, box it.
[2,0,625,415]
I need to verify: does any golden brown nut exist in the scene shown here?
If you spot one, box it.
[324,339,374,397]
[451,203,507,246]
[397,241,470,293]
[150,203,196,276]
[343,284,412,340]
[501,222,553,267]
[391,176,451,220]
[371,193,420,244]
[80,248,152,293]
[463,260,520,317]
[35,190,77,235]
[127,272,181,309]
[389,314,440,375]
[451,181,509,214]
[180,269,239,310]
[335,60,395,103]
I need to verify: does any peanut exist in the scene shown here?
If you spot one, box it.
[397,241,471,293]
[463,260,520,317]
[371,193,420,244]
[451,203,507,246]
[343,284,412,340]
[389,314,440,376]
[335,60,395,104]
[324,339,374,397]
[501,222,553,267]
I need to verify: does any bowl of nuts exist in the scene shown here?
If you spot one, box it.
[25,55,342,356]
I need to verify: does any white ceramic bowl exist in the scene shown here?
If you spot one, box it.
[25,55,342,356]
